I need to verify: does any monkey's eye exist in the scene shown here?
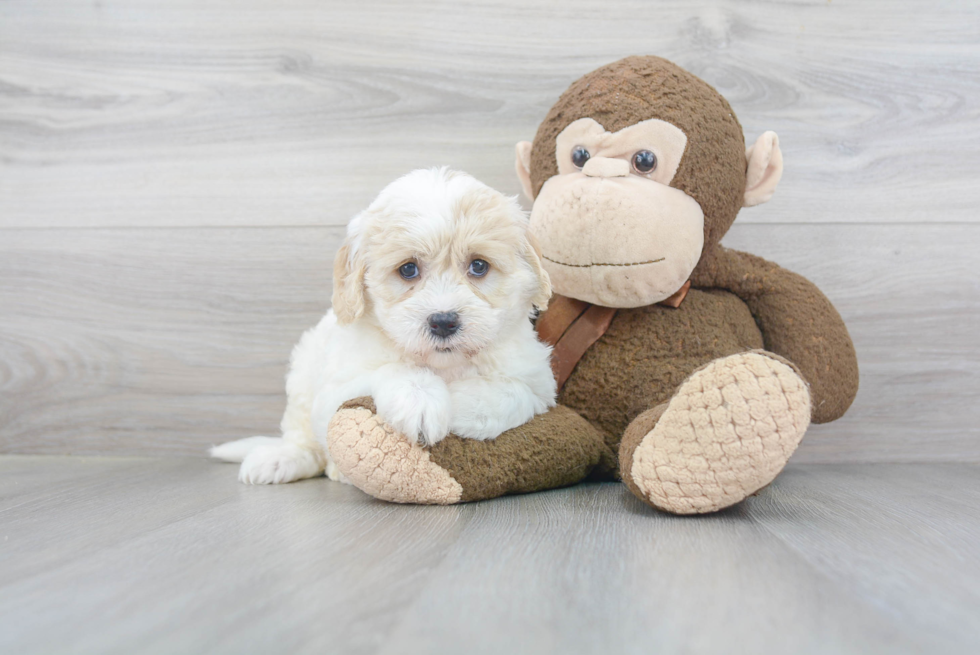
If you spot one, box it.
[632,150,658,174]
[571,146,591,169]
[468,259,490,277]
[398,262,419,280]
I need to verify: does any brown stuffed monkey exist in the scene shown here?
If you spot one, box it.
[328,56,859,514]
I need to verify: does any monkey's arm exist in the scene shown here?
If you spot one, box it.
[691,246,858,423]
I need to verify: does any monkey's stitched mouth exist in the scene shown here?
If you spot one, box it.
[542,254,666,268]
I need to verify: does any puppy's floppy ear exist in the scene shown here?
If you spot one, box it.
[524,231,552,311]
[331,224,368,325]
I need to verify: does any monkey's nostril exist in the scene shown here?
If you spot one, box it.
[581,157,630,178]
[427,312,460,339]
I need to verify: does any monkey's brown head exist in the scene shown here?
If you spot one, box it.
[516,56,783,307]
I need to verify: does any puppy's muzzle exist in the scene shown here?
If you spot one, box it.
[427,312,460,339]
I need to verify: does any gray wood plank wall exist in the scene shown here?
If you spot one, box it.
[2,0,978,461]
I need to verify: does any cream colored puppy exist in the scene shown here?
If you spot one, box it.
[211,168,556,484]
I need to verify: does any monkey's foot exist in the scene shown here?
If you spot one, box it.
[329,398,611,505]
[620,351,811,514]
[328,398,463,505]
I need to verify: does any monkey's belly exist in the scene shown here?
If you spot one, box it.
[558,288,764,441]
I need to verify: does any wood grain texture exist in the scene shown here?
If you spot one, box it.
[2,223,977,460]
[1,0,979,227]
[0,227,340,455]
[0,457,977,654]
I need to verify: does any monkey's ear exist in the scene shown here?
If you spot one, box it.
[515,141,535,201]
[743,131,783,207]
[331,238,367,325]
[524,231,552,311]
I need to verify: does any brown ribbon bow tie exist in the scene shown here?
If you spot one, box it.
[535,280,691,392]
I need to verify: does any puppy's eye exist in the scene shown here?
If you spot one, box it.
[632,150,657,174]
[398,262,419,280]
[468,259,490,277]
[571,146,591,169]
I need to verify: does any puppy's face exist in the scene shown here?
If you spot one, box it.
[332,168,551,369]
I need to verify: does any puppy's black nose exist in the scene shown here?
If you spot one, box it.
[428,312,460,339]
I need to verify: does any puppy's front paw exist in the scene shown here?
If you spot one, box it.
[449,388,500,440]
[375,372,452,447]
[449,379,546,441]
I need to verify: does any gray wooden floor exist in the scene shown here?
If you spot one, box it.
[0,456,977,655]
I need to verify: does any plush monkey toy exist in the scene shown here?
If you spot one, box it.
[328,56,859,514]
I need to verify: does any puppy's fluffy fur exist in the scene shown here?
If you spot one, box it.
[211,168,556,484]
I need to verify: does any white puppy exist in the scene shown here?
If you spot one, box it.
[211,168,557,484]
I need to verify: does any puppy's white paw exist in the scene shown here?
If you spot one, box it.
[449,379,544,441]
[449,388,501,440]
[238,443,323,484]
[374,370,452,447]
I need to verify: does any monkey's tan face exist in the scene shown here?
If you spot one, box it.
[528,118,704,308]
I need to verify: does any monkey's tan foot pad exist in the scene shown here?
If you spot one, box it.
[328,397,463,505]
[624,351,811,515]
